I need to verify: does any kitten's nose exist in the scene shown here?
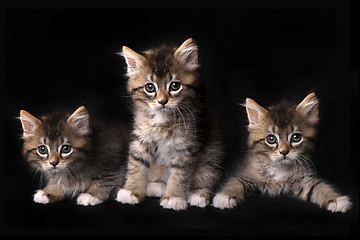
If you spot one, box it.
[280,149,290,156]
[49,159,59,167]
[158,99,168,106]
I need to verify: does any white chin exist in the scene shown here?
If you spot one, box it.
[279,159,293,165]
[44,167,62,174]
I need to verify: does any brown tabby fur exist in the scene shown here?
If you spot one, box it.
[213,93,352,213]
[116,38,224,210]
[20,106,129,206]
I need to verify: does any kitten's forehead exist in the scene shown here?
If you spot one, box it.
[145,45,176,78]
[36,111,74,141]
[146,73,176,84]
[269,124,299,136]
[267,102,298,129]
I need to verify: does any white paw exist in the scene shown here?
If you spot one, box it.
[146,182,166,198]
[33,190,49,204]
[76,193,103,206]
[212,193,237,209]
[160,197,187,211]
[188,193,208,208]
[116,189,139,205]
[327,196,352,213]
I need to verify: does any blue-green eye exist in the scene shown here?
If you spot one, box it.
[169,81,181,92]
[38,145,48,155]
[144,83,156,93]
[61,144,72,154]
[291,133,302,143]
[266,134,278,145]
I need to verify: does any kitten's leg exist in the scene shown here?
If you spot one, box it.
[188,151,221,208]
[116,154,149,204]
[213,176,250,209]
[146,163,168,198]
[33,182,65,204]
[294,177,352,213]
[76,180,111,206]
[146,182,167,198]
[160,167,188,211]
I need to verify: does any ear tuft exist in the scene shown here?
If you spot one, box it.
[19,110,41,137]
[296,92,319,124]
[67,106,90,135]
[245,98,268,125]
[122,46,145,74]
[174,38,198,69]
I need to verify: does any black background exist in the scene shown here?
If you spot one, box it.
[3,0,359,236]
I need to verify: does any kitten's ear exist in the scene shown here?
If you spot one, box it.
[296,92,319,124]
[19,110,41,137]
[122,46,145,74]
[245,98,268,125]
[67,106,90,135]
[174,38,198,69]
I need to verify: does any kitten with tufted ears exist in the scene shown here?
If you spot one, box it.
[116,38,225,210]
[213,93,352,213]
[19,106,130,206]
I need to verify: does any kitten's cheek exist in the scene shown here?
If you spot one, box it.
[33,190,49,204]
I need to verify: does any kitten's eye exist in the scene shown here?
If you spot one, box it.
[291,133,302,143]
[266,134,278,145]
[169,81,181,92]
[61,144,72,154]
[144,83,156,93]
[37,145,48,155]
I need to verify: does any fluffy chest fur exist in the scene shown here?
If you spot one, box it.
[134,113,195,167]
[50,171,90,198]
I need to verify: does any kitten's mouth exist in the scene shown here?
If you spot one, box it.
[47,167,62,174]
[156,105,172,112]
[278,158,293,165]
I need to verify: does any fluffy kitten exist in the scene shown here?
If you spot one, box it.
[116,38,224,210]
[19,106,129,206]
[213,93,352,213]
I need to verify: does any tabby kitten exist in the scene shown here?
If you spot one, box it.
[213,93,352,213]
[116,38,224,210]
[19,106,129,206]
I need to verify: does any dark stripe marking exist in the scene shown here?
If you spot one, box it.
[130,153,150,168]
[307,181,322,201]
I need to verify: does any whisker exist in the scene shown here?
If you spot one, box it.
[298,154,317,177]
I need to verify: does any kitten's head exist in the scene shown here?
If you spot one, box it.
[121,38,200,117]
[245,93,319,165]
[19,106,90,175]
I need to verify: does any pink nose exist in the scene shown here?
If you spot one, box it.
[158,99,168,106]
[280,149,290,156]
[49,159,59,167]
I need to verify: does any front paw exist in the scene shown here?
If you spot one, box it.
[77,193,103,206]
[33,190,49,204]
[212,193,237,209]
[160,197,187,211]
[116,189,139,205]
[327,196,352,213]
[188,193,209,208]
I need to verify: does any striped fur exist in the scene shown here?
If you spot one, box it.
[19,107,129,206]
[116,38,224,210]
[213,93,352,213]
